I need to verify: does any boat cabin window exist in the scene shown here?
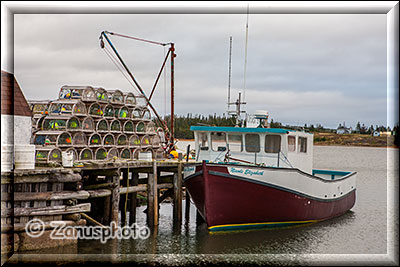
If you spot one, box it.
[198,132,209,151]
[211,132,227,151]
[288,136,296,152]
[228,134,243,152]
[265,135,281,153]
[298,137,307,153]
[245,134,260,153]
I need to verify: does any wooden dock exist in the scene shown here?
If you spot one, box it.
[1,157,194,253]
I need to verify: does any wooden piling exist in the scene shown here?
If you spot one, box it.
[103,176,111,225]
[185,189,191,222]
[147,161,158,227]
[110,169,120,227]
[184,144,191,222]
[173,156,183,223]
[120,169,128,226]
[129,172,139,225]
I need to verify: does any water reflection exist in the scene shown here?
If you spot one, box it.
[193,209,356,254]
[57,202,356,256]
[15,146,392,260]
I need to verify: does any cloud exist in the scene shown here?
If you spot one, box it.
[13,12,391,128]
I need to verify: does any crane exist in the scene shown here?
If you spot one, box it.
[99,31,176,153]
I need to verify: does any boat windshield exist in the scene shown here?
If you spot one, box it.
[228,134,243,152]
[265,135,281,153]
[199,132,208,150]
[245,134,260,153]
[211,132,227,151]
[298,137,307,153]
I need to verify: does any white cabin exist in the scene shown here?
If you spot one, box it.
[191,126,314,174]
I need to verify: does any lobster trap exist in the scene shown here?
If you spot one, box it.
[59,86,97,102]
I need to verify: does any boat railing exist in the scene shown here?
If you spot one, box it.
[312,169,352,180]
[214,149,227,163]
[278,151,293,168]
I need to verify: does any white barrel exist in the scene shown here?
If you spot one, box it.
[62,151,74,167]
[14,144,35,170]
[138,152,152,161]
[138,150,153,161]
[1,144,14,172]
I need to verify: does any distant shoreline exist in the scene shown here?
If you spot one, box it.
[175,133,397,148]
[312,132,396,148]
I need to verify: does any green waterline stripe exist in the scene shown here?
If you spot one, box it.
[208,220,318,232]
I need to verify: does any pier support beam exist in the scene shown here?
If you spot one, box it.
[147,161,158,227]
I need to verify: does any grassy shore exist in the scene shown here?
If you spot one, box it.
[313,132,396,147]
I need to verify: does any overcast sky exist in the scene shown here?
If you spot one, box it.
[13,10,392,129]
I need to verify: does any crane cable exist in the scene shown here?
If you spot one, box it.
[102,45,142,95]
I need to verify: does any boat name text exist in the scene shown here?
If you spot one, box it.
[229,167,264,176]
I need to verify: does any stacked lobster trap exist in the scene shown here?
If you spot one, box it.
[29,86,166,165]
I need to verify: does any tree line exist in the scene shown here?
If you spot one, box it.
[157,114,236,139]
[152,114,399,146]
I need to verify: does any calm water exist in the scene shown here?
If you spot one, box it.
[16,144,398,265]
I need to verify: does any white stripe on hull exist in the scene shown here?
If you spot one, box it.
[224,165,356,201]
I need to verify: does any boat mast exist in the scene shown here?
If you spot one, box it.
[226,37,246,127]
[243,4,249,103]
[235,92,245,127]
[226,6,249,128]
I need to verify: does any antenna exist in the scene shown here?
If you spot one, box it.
[227,36,232,112]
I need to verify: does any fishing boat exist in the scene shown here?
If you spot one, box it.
[183,18,356,231]
[183,116,357,232]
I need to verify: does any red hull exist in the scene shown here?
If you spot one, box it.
[184,163,356,229]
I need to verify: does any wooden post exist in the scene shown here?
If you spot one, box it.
[103,176,111,225]
[173,154,183,224]
[110,169,120,227]
[129,172,139,225]
[185,189,191,222]
[121,169,128,226]
[185,145,191,222]
[147,161,158,227]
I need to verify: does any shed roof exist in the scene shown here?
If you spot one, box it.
[1,70,32,117]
